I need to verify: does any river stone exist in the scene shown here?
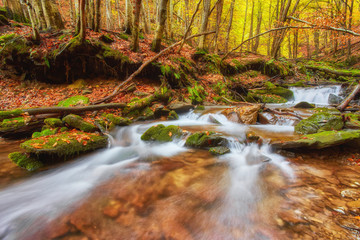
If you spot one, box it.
[294,102,315,109]
[273,130,360,150]
[168,101,194,113]
[8,152,43,171]
[295,112,344,134]
[185,132,228,148]
[328,93,343,105]
[63,114,98,132]
[341,189,360,200]
[222,104,261,125]
[209,146,230,155]
[141,124,182,142]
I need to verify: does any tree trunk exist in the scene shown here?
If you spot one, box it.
[106,0,112,29]
[151,0,169,52]
[253,0,262,53]
[78,0,86,41]
[94,0,101,32]
[20,0,40,41]
[224,0,235,52]
[32,0,46,29]
[125,0,133,34]
[240,0,248,54]
[69,0,75,25]
[248,0,254,51]
[88,0,95,29]
[347,0,354,60]
[314,30,320,57]
[4,0,27,22]
[214,0,223,54]
[131,0,142,52]
[41,0,64,29]
[198,0,211,50]
[141,2,150,33]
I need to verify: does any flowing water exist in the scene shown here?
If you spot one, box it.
[0,86,359,239]
[289,85,342,105]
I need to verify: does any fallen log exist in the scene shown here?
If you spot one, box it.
[305,65,360,77]
[21,103,126,116]
[263,107,303,120]
[337,83,360,111]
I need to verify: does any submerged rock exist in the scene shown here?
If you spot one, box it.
[273,130,360,149]
[8,152,43,171]
[328,93,343,105]
[63,114,98,132]
[21,131,108,157]
[141,124,182,142]
[105,114,132,126]
[295,112,343,134]
[209,146,230,155]
[294,102,315,109]
[185,131,228,148]
[222,104,261,125]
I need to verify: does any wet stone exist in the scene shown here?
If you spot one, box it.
[341,189,360,200]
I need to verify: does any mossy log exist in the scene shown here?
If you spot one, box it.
[305,65,360,77]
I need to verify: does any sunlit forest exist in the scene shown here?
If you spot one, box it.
[1,0,360,239]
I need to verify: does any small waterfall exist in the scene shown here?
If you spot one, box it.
[289,85,342,104]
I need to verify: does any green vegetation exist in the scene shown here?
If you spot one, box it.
[32,128,58,138]
[9,152,43,171]
[0,109,23,121]
[188,83,207,105]
[62,114,98,132]
[57,96,89,107]
[141,124,182,142]
[0,117,26,129]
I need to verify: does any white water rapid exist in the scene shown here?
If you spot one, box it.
[289,85,342,104]
[0,110,294,239]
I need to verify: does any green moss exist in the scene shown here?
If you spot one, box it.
[99,34,114,43]
[293,130,360,149]
[263,82,294,99]
[57,96,89,107]
[185,132,228,148]
[167,110,179,120]
[141,124,182,142]
[21,131,108,157]
[209,146,230,155]
[0,33,15,46]
[32,128,58,138]
[195,105,205,110]
[0,109,23,121]
[63,114,97,132]
[295,112,344,134]
[188,83,208,105]
[101,44,130,62]
[0,117,26,129]
[9,152,43,171]
[119,33,129,40]
[105,114,132,126]
[44,118,63,128]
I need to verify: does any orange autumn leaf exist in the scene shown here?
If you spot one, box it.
[169,132,172,137]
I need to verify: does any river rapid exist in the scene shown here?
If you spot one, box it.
[0,86,359,240]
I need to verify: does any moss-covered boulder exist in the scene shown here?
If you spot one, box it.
[44,118,63,128]
[105,114,132,126]
[185,132,228,148]
[167,110,179,120]
[295,112,344,134]
[141,124,182,142]
[57,96,89,107]
[209,146,230,155]
[63,114,97,132]
[99,34,114,44]
[273,130,360,149]
[0,109,23,121]
[0,117,26,129]
[264,82,294,100]
[9,152,43,171]
[294,102,315,109]
[32,128,58,138]
[21,131,108,157]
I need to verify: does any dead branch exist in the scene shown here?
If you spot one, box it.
[93,31,216,104]
[264,107,303,120]
[337,82,360,111]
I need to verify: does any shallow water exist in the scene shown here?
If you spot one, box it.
[0,86,358,239]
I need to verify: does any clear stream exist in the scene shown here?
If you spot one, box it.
[0,86,359,240]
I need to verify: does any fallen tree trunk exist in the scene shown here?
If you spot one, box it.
[21,103,126,116]
[305,65,360,77]
[93,31,216,105]
[337,83,360,111]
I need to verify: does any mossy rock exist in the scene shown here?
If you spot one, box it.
[21,131,108,157]
[247,92,287,103]
[32,128,58,138]
[57,96,89,107]
[0,117,26,130]
[295,112,344,134]
[106,114,132,126]
[185,132,228,149]
[167,110,179,120]
[209,146,230,155]
[260,82,294,100]
[9,152,43,171]
[63,114,97,132]
[275,130,360,149]
[44,118,63,128]
[141,124,182,142]
[99,34,114,44]
[294,102,315,109]
[195,105,205,110]
[0,109,23,121]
